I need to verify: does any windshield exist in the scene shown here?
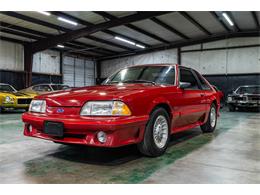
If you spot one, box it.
[0,84,16,92]
[236,86,260,94]
[104,66,176,85]
[51,85,70,91]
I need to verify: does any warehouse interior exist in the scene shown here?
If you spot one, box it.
[0,11,260,183]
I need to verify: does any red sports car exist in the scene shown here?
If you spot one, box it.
[22,64,220,157]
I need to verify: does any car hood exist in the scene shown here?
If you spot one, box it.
[0,91,33,98]
[37,84,161,107]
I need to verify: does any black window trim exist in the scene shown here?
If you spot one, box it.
[178,67,202,90]
[193,70,213,91]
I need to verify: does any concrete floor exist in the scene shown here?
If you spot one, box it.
[0,109,259,184]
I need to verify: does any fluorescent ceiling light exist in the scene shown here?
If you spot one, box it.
[115,36,135,45]
[222,13,234,26]
[58,17,78,26]
[37,11,51,16]
[57,44,65,48]
[135,44,145,49]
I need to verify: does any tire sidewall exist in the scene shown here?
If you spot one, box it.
[209,104,217,130]
[144,108,170,155]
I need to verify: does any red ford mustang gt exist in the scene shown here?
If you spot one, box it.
[22,64,220,157]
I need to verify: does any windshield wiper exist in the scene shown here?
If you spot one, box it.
[122,80,156,85]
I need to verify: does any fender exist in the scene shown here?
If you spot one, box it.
[147,96,173,116]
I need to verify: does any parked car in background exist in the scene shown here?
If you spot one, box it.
[212,85,224,108]
[227,85,260,111]
[0,83,36,112]
[22,64,221,157]
[20,83,70,95]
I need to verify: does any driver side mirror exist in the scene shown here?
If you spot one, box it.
[180,82,191,89]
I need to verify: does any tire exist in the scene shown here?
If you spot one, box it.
[228,105,235,112]
[201,103,217,133]
[137,107,170,157]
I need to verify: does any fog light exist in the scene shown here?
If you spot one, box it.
[97,131,107,143]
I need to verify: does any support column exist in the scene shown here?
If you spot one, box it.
[24,45,33,87]
[177,47,181,65]
[96,60,102,85]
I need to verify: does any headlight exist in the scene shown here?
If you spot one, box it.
[227,97,233,102]
[29,100,46,113]
[80,101,131,116]
[4,96,14,103]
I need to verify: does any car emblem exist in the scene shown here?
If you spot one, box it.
[57,108,64,113]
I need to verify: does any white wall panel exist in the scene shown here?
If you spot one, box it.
[63,56,95,87]
[75,58,85,87]
[33,50,60,74]
[227,47,260,74]
[200,50,227,74]
[203,39,227,49]
[227,37,260,47]
[182,38,260,75]
[101,49,177,78]
[85,60,95,86]
[0,40,23,71]
[63,56,74,87]
[181,52,201,71]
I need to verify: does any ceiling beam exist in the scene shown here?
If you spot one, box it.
[179,11,212,35]
[227,12,241,32]
[30,11,170,53]
[150,17,190,40]
[210,11,231,32]
[251,11,260,29]
[0,11,134,51]
[0,28,40,40]
[97,30,260,61]
[0,22,119,56]
[0,36,27,45]
[94,11,171,44]
[51,11,150,48]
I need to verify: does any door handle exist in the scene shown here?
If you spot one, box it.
[200,94,205,97]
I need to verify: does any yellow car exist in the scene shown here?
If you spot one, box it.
[0,83,37,113]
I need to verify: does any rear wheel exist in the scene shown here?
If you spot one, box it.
[201,103,217,133]
[137,107,170,157]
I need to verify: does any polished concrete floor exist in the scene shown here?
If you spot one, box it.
[0,109,259,183]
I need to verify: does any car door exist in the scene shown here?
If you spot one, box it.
[193,70,213,113]
[174,68,206,128]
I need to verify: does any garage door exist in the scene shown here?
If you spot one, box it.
[63,56,95,87]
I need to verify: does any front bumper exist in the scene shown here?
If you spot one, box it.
[1,103,29,109]
[227,100,260,108]
[22,112,148,147]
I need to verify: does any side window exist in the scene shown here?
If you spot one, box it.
[195,71,211,90]
[32,86,40,91]
[41,85,52,92]
[33,85,51,92]
[179,68,200,90]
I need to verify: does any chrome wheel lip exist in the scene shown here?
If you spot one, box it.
[210,106,216,128]
[153,115,169,149]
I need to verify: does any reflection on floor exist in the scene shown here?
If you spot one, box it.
[0,109,259,183]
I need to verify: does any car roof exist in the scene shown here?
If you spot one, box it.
[128,64,195,71]
[33,83,68,86]
[237,85,260,88]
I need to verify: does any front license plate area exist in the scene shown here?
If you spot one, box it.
[43,121,64,137]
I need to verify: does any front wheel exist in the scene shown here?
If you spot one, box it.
[137,107,170,157]
[201,103,217,133]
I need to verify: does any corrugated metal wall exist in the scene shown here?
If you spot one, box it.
[181,37,260,74]
[101,48,178,78]
[33,50,60,74]
[101,37,260,78]
[63,56,95,87]
[0,40,24,71]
